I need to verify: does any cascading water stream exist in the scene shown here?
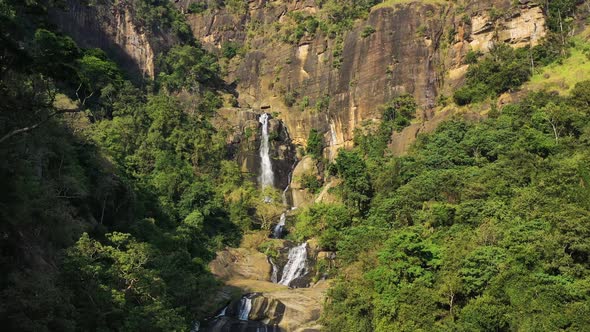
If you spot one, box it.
[259,113,274,190]
[279,243,308,287]
[272,213,286,239]
[330,121,339,160]
[238,296,252,321]
[204,116,308,329]
[269,257,279,283]
[215,306,227,318]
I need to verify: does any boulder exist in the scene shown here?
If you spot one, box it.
[290,155,319,208]
[209,248,272,281]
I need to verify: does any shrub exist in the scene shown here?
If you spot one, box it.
[382,94,417,130]
[306,129,324,159]
[315,95,330,112]
[221,42,241,59]
[187,2,207,14]
[454,44,531,105]
[464,49,482,64]
[361,26,376,38]
[283,91,298,107]
[301,173,322,194]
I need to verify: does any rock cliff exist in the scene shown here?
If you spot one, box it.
[180,0,546,157]
[49,0,180,79]
[205,243,328,331]
[48,0,546,188]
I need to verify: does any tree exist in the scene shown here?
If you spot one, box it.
[253,187,283,229]
[334,149,373,214]
[306,128,324,159]
[76,50,123,108]
[157,45,220,93]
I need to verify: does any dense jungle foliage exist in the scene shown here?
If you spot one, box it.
[2,0,590,331]
[316,87,590,331]
[0,0,267,330]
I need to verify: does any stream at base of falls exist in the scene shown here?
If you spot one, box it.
[199,113,310,331]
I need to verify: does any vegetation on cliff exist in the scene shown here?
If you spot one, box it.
[0,0,261,330]
[316,85,590,330]
[3,0,590,331]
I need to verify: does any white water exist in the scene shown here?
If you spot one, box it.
[238,296,252,321]
[215,306,227,317]
[273,213,286,239]
[259,113,274,189]
[330,121,338,146]
[269,257,279,283]
[329,120,338,160]
[279,243,308,286]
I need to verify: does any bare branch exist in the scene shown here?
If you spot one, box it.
[0,108,81,145]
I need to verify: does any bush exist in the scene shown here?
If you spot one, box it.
[382,94,417,130]
[306,128,324,159]
[464,49,482,64]
[361,26,376,38]
[454,44,531,105]
[301,173,322,194]
[453,83,488,105]
[315,95,330,112]
[283,91,298,107]
[225,0,248,14]
[221,41,241,59]
[187,2,207,14]
[157,45,220,92]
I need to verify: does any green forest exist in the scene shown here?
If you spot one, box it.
[0,0,256,330]
[2,0,590,331]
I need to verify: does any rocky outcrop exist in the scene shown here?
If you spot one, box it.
[315,178,341,204]
[49,1,547,157]
[209,247,272,281]
[49,0,178,79]
[213,108,297,190]
[181,0,546,157]
[206,241,328,331]
[290,155,319,208]
[253,281,329,332]
[469,5,546,52]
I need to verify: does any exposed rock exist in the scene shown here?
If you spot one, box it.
[212,108,297,190]
[469,5,546,52]
[207,237,327,331]
[317,251,336,261]
[49,1,547,157]
[225,280,330,332]
[290,156,319,208]
[202,316,279,332]
[49,0,178,79]
[249,295,286,322]
[182,1,546,156]
[315,178,342,204]
[209,247,272,281]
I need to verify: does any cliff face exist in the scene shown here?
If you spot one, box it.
[49,0,178,79]
[48,0,546,189]
[181,0,546,158]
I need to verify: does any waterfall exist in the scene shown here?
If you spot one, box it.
[238,296,252,321]
[269,257,279,283]
[329,120,338,160]
[273,213,286,239]
[330,121,338,146]
[279,243,308,287]
[282,159,297,206]
[259,113,274,189]
[215,306,227,317]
